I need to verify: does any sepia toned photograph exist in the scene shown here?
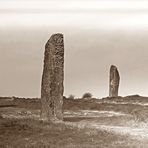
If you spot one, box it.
[0,0,148,147]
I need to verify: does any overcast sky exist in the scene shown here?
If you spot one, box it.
[0,0,148,98]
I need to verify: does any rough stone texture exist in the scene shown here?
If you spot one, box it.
[41,33,64,121]
[109,65,120,97]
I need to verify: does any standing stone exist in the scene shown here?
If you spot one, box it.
[109,65,120,97]
[41,33,64,121]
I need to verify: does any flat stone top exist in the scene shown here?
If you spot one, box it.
[46,33,64,46]
[110,65,117,70]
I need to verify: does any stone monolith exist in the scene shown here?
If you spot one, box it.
[109,65,120,97]
[41,33,64,121]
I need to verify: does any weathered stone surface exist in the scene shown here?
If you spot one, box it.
[109,65,120,97]
[41,33,64,121]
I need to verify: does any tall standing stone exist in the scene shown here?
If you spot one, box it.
[109,65,120,97]
[41,33,64,121]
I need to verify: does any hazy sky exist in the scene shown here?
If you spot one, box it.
[0,0,148,98]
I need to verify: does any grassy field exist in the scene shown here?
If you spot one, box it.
[0,117,147,148]
[0,95,148,148]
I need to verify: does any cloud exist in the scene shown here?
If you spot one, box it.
[0,0,148,13]
[0,0,148,29]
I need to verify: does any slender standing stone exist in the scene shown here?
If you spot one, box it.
[109,65,120,97]
[41,33,64,121]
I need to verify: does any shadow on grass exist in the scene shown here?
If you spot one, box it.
[0,105,16,108]
[64,117,97,122]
